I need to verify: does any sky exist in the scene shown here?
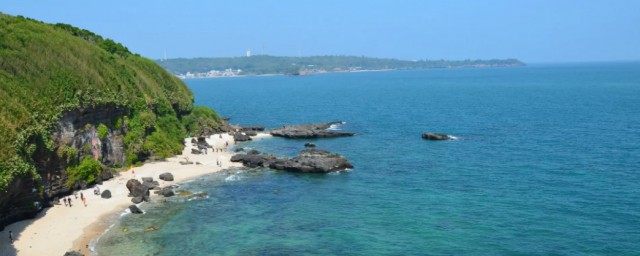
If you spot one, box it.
[1,1,639,63]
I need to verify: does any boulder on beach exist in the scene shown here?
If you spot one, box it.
[64,251,84,256]
[191,148,202,154]
[421,133,453,140]
[129,205,143,214]
[126,179,150,202]
[159,172,174,181]
[271,122,354,138]
[101,190,112,199]
[233,132,252,142]
[234,147,244,152]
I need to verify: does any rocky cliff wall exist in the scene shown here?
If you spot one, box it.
[0,105,127,230]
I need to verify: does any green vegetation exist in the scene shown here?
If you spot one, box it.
[97,123,108,140]
[0,14,224,190]
[157,55,525,76]
[182,106,223,137]
[66,156,101,187]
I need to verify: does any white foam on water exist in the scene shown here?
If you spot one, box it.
[327,122,346,131]
[225,174,242,182]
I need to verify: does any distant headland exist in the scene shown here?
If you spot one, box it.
[155,55,525,79]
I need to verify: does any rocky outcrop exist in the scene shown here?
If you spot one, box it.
[159,172,174,181]
[159,187,175,197]
[233,133,252,142]
[126,179,150,202]
[243,126,265,131]
[231,149,353,173]
[421,133,454,140]
[129,205,143,214]
[141,177,160,190]
[270,122,354,138]
[304,142,316,147]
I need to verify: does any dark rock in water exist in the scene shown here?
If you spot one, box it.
[160,187,175,197]
[231,152,277,168]
[131,196,143,204]
[101,190,112,199]
[247,149,261,155]
[421,133,453,140]
[244,130,258,136]
[234,147,244,152]
[64,251,84,256]
[240,126,265,132]
[233,132,252,142]
[304,142,316,147]
[129,205,143,214]
[159,172,174,181]
[191,148,202,154]
[271,122,354,138]
[231,149,353,173]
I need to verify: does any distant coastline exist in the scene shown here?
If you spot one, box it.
[157,55,525,79]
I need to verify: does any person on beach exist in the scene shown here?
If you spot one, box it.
[63,197,68,207]
[131,166,136,178]
[68,197,72,207]
[83,196,87,207]
[9,230,13,244]
[80,192,84,201]
[74,191,78,199]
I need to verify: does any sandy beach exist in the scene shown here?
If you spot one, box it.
[0,132,271,256]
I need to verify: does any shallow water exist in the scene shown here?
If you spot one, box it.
[97,63,640,255]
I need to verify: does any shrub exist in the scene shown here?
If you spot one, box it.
[97,123,108,140]
[66,156,102,187]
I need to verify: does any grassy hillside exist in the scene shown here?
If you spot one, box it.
[157,55,525,76]
[0,14,221,190]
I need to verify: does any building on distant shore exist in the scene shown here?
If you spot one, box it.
[246,49,251,57]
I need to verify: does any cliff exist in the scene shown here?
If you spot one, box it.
[0,14,223,229]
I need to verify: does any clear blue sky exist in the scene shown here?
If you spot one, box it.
[1,1,639,63]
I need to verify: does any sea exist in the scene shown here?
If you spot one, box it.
[95,63,640,255]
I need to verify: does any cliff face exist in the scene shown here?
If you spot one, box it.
[0,105,127,229]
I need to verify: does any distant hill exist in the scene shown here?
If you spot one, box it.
[156,55,525,78]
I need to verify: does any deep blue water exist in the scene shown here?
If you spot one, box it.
[97,63,640,255]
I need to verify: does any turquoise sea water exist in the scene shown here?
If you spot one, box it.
[96,63,640,255]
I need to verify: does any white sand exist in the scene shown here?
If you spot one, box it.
[0,132,271,256]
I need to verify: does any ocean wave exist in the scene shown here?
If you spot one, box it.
[225,174,242,182]
[327,122,346,131]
